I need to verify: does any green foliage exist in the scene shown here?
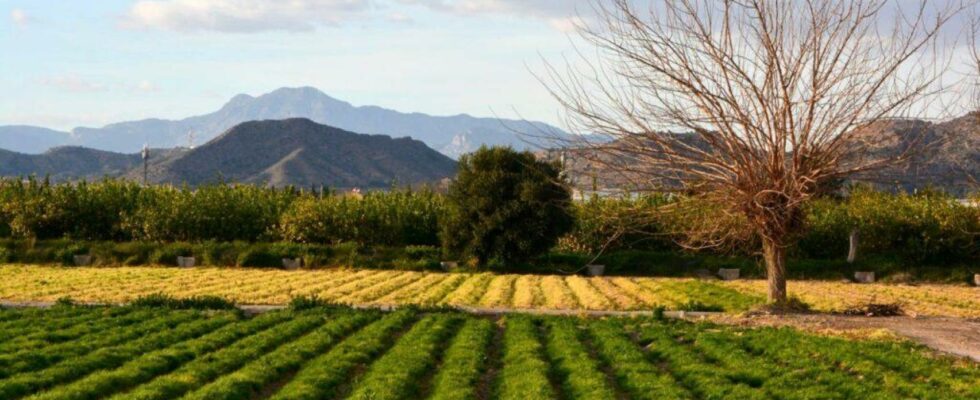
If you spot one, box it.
[0,179,441,247]
[130,294,236,310]
[799,187,980,263]
[442,147,575,266]
[288,295,340,311]
[558,194,675,254]
[0,178,142,240]
[278,189,444,246]
[123,184,295,242]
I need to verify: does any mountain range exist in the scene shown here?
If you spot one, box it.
[551,112,979,196]
[0,87,570,159]
[0,119,456,188]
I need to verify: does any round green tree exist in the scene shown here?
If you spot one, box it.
[442,146,575,267]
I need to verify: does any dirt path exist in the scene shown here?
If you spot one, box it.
[708,313,980,362]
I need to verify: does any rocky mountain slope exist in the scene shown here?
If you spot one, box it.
[132,118,456,188]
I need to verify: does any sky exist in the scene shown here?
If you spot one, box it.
[0,0,976,132]
[0,0,593,131]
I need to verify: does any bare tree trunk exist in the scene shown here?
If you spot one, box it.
[762,238,787,303]
[847,229,860,263]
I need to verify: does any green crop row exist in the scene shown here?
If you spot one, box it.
[426,317,494,400]
[495,316,555,400]
[0,308,142,355]
[0,310,195,379]
[182,311,378,400]
[112,311,327,400]
[28,310,289,400]
[346,314,459,400]
[269,310,417,400]
[0,311,237,399]
[585,319,690,400]
[4,304,979,400]
[542,318,617,399]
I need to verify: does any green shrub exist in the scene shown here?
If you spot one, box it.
[130,293,236,310]
[148,243,195,265]
[441,146,575,266]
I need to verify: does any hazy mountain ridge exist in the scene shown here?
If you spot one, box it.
[0,87,571,158]
[550,113,979,196]
[0,119,456,188]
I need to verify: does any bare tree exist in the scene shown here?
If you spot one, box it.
[543,0,960,303]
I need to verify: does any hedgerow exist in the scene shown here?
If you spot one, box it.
[0,178,976,271]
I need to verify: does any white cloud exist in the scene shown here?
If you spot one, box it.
[10,8,29,26]
[133,80,160,93]
[548,16,584,33]
[39,75,107,93]
[399,0,591,31]
[123,0,374,33]
[386,12,413,24]
[400,0,580,17]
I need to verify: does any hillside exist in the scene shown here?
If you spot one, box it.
[0,147,141,181]
[550,113,979,196]
[0,126,72,154]
[850,113,979,195]
[0,87,571,158]
[132,118,457,188]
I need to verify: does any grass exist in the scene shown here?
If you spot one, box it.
[0,305,976,399]
[2,264,979,317]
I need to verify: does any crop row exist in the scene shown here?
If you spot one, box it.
[0,306,977,399]
[4,265,980,317]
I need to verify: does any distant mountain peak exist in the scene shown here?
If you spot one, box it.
[0,86,572,158]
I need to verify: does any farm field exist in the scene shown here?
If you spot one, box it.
[0,305,977,400]
[1,265,979,317]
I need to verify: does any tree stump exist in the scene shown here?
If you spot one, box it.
[176,256,195,268]
[282,258,302,270]
[717,268,740,281]
[854,271,875,283]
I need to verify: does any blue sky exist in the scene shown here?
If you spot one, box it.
[1,0,591,130]
[1,0,976,131]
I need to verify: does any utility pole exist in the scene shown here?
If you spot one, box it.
[141,144,150,186]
